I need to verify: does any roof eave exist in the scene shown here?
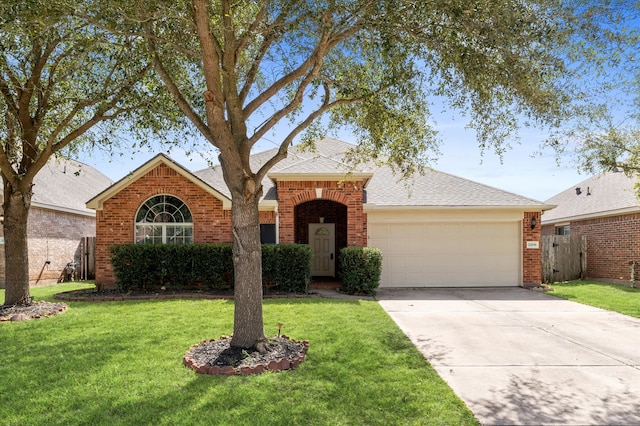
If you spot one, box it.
[364,204,555,212]
[32,202,96,217]
[541,206,640,225]
[268,172,373,182]
[258,200,278,211]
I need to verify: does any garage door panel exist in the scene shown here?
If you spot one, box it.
[403,238,423,252]
[387,255,406,270]
[369,220,521,287]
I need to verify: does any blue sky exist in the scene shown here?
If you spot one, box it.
[78,116,586,203]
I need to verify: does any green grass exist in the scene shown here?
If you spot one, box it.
[0,283,477,426]
[545,280,640,318]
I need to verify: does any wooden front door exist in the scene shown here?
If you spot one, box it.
[309,223,335,276]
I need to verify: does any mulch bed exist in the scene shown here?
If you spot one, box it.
[184,335,309,376]
[0,300,68,322]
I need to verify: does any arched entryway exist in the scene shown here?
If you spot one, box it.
[294,200,347,277]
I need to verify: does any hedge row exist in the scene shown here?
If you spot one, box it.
[110,244,312,293]
[262,244,313,292]
[339,247,383,295]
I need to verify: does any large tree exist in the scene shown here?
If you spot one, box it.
[86,0,588,351]
[545,2,640,177]
[0,1,177,306]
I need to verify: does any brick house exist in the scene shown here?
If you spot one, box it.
[541,169,640,283]
[88,138,551,289]
[0,157,112,288]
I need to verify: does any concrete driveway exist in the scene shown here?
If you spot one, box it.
[376,287,640,425]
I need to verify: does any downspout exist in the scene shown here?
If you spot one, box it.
[275,206,279,244]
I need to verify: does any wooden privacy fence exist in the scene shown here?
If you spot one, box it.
[81,236,96,280]
[542,235,587,283]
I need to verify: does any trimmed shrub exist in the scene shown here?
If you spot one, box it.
[110,244,161,292]
[192,245,234,290]
[339,247,383,295]
[262,244,313,293]
[110,243,311,293]
[110,244,233,292]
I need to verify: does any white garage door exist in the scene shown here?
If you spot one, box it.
[368,221,521,287]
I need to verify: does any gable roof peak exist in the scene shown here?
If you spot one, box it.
[86,153,231,210]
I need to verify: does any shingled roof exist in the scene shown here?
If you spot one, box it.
[365,164,548,208]
[30,157,113,216]
[542,169,640,223]
[194,137,550,209]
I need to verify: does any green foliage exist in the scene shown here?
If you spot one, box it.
[541,2,640,179]
[339,247,383,295]
[110,244,312,293]
[0,0,186,304]
[0,283,478,425]
[80,0,599,176]
[110,244,233,292]
[262,244,312,293]
[545,280,640,318]
[191,245,235,291]
[0,0,182,172]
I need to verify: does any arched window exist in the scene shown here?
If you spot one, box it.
[135,195,193,244]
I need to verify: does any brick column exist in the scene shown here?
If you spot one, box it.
[522,211,542,285]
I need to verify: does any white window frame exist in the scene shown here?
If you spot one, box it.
[134,195,194,245]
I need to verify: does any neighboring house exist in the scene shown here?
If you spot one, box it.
[0,157,112,288]
[87,138,551,289]
[542,169,640,283]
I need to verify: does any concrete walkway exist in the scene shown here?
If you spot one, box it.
[376,287,640,425]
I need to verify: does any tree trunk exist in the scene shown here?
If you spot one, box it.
[2,179,32,306]
[229,189,267,351]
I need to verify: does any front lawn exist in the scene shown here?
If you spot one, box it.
[545,280,640,318]
[0,283,477,425]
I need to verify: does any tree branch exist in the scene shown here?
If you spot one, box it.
[235,4,267,56]
[242,7,364,120]
[238,4,292,105]
[145,21,216,146]
[192,0,225,122]
[221,0,246,143]
[255,83,367,181]
[0,73,18,116]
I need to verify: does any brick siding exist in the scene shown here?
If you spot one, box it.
[276,180,367,247]
[259,211,276,224]
[95,164,233,288]
[92,164,541,288]
[523,211,543,284]
[543,213,640,282]
[0,207,96,288]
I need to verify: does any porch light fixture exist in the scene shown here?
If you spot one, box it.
[530,217,537,229]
